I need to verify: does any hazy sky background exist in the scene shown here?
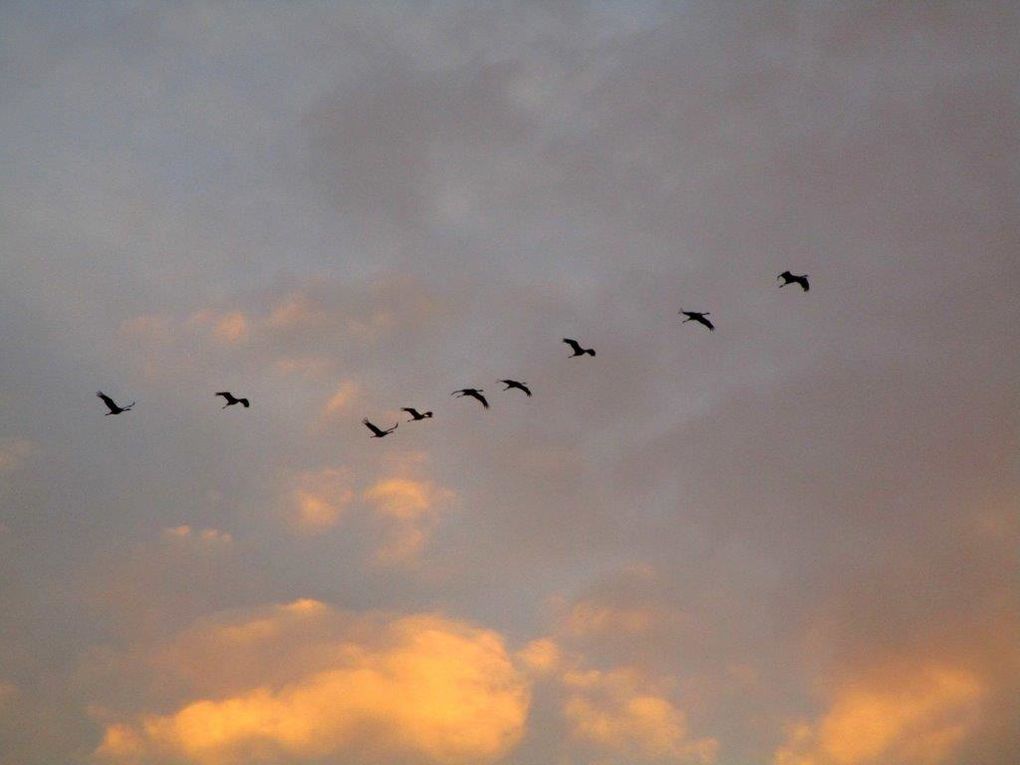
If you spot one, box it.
[1,2,1018,764]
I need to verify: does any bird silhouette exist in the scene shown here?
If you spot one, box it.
[215,391,250,409]
[679,310,715,331]
[563,338,596,357]
[402,407,433,421]
[97,391,134,415]
[363,418,398,438]
[778,271,810,291]
[452,388,489,409]
[500,379,532,397]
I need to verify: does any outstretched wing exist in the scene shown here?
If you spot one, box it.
[215,392,231,399]
[363,418,384,437]
[562,338,582,353]
[474,391,490,409]
[699,316,715,330]
[402,407,417,415]
[97,391,117,411]
[798,276,810,291]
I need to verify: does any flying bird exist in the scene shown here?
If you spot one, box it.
[499,379,532,397]
[563,338,596,357]
[215,391,250,408]
[363,418,398,438]
[778,271,810,291]
[97,391,134,415]
[679,310,715,331]
[452,388,489,409]
[402,407,433,421]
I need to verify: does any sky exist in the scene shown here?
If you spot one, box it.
[1,2,1018,764]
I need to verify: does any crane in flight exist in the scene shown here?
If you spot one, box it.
[778,271,810,291]
[563,338,596,357]
[452,388,489,409]
[215,391,250,408]
[402,407,433,421]
[363,418,398,438]
[679,310,715,331]
[97,391,134,415]
[499,379,532,397]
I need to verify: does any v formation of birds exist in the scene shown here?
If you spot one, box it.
[97,273,809,435]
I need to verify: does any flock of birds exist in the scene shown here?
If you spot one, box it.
[97,271,810,435]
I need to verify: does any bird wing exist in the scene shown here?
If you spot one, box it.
[799,276,810,291]
[401,407,417,415]
[563,338,582,352]
[239,398,250,407]
[215,392,231,399]
[475,392,490,408]
[700,316,715,330]
[363,419,384,436]
[97,391,117,410]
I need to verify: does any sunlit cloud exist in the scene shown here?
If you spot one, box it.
[773,664,983,765]
[517,638,562,677]
[94,601,530,765]
[162,525,234,546]
[187,309,251,345]
[0,438,36,472]
[265,291,326,331]
[362,477,456,564]
[288,468,354,533]
[562,666,718,764]
[0,681,17,704]
[322,379,360,418]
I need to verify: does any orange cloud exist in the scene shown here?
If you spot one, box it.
[266,291,325,330]
[562,667,718,763]
[0,680,17,704]
[212,312,250,344]
[322,380,360,418]
[288,468,354,533]
[162,526,233,545]
[362,477,455,564]
[517,638,562,676]
[94,603,530,765]
[0,438,36,472]
[773,664,983,765]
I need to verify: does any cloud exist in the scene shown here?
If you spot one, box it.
[517,638,562,676]
[162,525,234,545]
[288,468,354,533]
[0,681,17,704]
[362,477,456,564]
[563,601,666,637]
[773,664,984,765]
[322,379,360,418]
[115,274,452,389]
[562,667,718,764]
[93,601,530,765]
[0,438,36,472]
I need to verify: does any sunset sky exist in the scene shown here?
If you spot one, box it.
[1,3,1018,764]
